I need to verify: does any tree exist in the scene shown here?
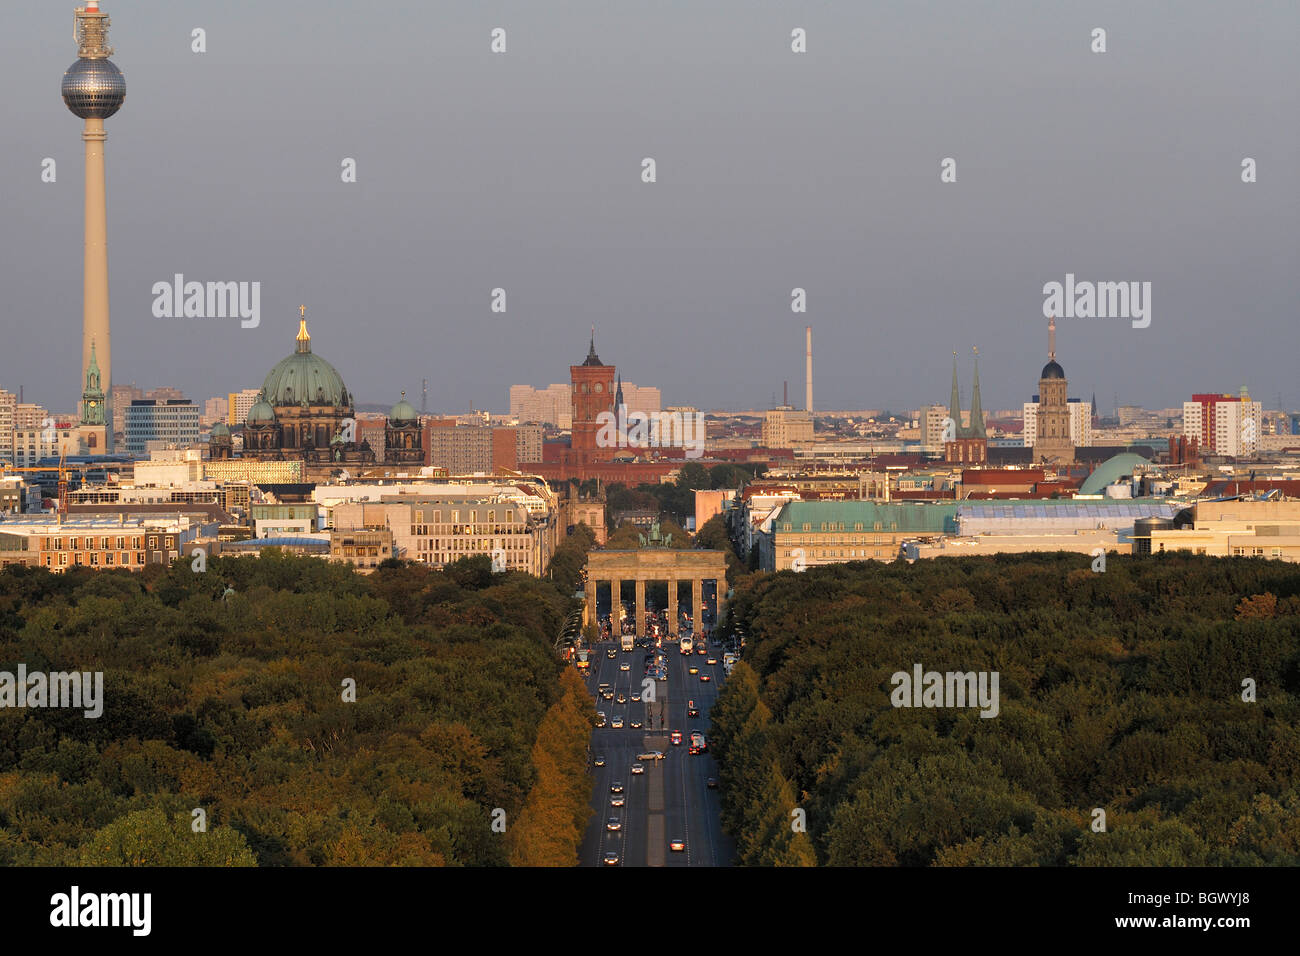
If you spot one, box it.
[79,808,257,866]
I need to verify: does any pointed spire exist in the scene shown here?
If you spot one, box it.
[968,346,985,439]
[615,374,625,409]
[582,326,604,366]
[948,350,963,438]
[1048,315,1056,361]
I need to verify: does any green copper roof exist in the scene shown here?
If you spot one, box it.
[775,501,958,534]
[262,322,351,409]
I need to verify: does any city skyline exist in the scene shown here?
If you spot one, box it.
[0,2,1295,417]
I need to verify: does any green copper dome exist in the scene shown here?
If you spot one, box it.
[210,421,231,437]
[262,317,352,409]
[390,393,418,423]
[246,398,276,425]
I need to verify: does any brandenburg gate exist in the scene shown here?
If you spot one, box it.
[584,549,728,636]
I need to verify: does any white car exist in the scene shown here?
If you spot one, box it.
[611,715,624,729]
[631,763,645,775]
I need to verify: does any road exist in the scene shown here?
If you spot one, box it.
[578,632,735,867]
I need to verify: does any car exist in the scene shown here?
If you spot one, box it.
[706,777,718,789]
[601,690,614,701]
[631,763,644,775]
[688,666,698,675]
[603,852,620,865]
[595,712,607,727]
[700,674,711,682]
[607,649,617,659]
[630,719,642,729]
[619,663,630,672]
[671,731,682,745]
[610,781,624,793]
[611,716,624,729]
[637,750,665,761]
[616,693,627,704]
[696,645,707,656]
[610,794,625,807]
[707,657,717,665]
[669,839,685,852]
[631,693,641,702]
[606,817,621,832]
[594,754,606,767]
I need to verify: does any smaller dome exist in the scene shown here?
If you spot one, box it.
[246,399,276,425]
[390,396,418,423]
[210,422,230,438]
[1041,360,1065,380]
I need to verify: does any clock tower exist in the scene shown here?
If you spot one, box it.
[570,329,616,463]
[78,338,108,452]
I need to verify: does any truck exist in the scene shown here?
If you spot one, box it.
[621,633,635,652]
[688,732,707,754]
[680,635,694,655]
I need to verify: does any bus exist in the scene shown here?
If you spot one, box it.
[688,732,707,754]
[680,636,694,655]
[621,633,634,652]
[575,649,590,671]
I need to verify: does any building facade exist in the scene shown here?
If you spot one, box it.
[123,399,199,455]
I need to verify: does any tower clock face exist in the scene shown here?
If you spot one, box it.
[594,383,603,393]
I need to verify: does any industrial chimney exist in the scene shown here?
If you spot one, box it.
[805,326,813,413]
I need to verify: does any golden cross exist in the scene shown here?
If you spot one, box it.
[300,305,306,318]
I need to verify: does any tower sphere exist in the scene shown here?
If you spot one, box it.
[62,58,126,119]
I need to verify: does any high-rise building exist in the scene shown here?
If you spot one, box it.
[761,406,813,448]
[1184,392,1262,457]
[63,0,126,453]
[1033,318,1074,464]
[146,386,185,402]
[123,399,199,455]
[111,383,142,438]
[227,388,262,426]
[203,396,229,426]
[509,384,572,427]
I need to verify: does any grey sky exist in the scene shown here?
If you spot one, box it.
[1,1,1296,418]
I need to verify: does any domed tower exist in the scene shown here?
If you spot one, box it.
[64,1,126,454]
[1035,316,1074,464]
[208,421,233,460]
[384,392,423,465]
[262,306,354,452]
[244,392,281,455]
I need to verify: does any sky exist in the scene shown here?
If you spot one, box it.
[1,0,1296,418]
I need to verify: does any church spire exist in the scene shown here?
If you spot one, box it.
[968,346,985,439]
[615,374,625,410]
[948,351,963,437]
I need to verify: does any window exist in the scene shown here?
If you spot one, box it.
[148,537,158,549]
[70,537,80,550]
[116,537,124,550]
[136,552,145,565]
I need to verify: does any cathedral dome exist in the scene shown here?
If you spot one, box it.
[246,398,276,425]
[210,421,230,437]
[262,317,351,409]
[390,394,418,424]
[1040,360,1065,380]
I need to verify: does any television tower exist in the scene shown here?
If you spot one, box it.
[63,1,125,452]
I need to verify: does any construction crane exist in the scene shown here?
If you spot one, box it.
[0,457,105,512]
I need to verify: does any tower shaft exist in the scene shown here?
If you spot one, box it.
[82,116,112,449]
